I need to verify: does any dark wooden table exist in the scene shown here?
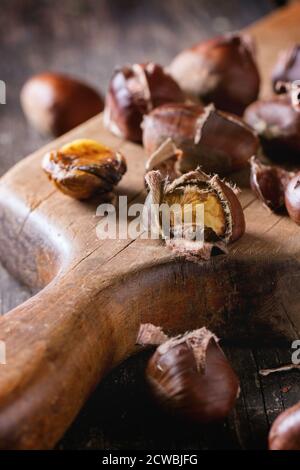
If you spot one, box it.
[0,0,298,450]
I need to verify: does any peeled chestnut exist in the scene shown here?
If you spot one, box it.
[250,156,294,212]
[143,103,259,175]
[269,401,300,450]
[244,93,300,161]
[284,174,300,224]
[103,62,185,143]
[168,33,260,116]
[137,324,240,423]
[21,73,104,136]
[42,138,126,200]
[144,168,245,259]
[272,44,300,92]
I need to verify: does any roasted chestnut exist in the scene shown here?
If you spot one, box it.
[21,73,104,136]
[144,168,245,259]
[168,33,260,116]
[269,401,300,450]
[244,93,300,161]
[250,156,294,212]
[104,62,185,143]
[272,44,300,92]
[137,323,240,423]
[42,139,126,200]
[284,174,300,224]
[143,103,259,176]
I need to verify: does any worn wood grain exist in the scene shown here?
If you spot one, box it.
[1,0,300,451]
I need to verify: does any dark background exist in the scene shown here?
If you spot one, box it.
[0,0,298,450]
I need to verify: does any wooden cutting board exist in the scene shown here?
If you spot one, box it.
[0,2,300,450]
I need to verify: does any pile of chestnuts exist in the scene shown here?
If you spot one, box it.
[19,30,300,449]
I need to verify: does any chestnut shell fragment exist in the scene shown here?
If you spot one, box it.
[104,62,185,142]
[42,139,126,200]
[250,156,293,212]
[143,103,259,175]
[168,33,260,116]
[272,44,300,92]
[137,324,240,423]
[285,174,300,224]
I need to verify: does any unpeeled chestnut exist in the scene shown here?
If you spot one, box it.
[104,62,185,143]
[244,93,300,162]
[21,72,104,136]
[168,33,260,116]
[137,324,240,423]
[269,401,300,450]
[143,103,259,176]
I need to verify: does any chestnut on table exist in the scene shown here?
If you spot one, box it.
[1,2,300,451]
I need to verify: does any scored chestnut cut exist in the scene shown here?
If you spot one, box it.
[272,44,300,92]
[137,324,240,423]
[244,93,300,161]
[144,168,245,259]
[269,401,300,450]
[250,156,294,212]
[20,73,104,136]
[104,62,185,143]
[168,33,260,116]
[42,139,126,200]
[143,103,259,175]
[284,174,300,224]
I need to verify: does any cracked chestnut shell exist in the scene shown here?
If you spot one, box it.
[104,62,185,143]
[144,168,245,259]
[269,401,300,450]
[250,156,294,212]
[285,174,300,224]
[272,44,300,92]
[244,94,300,161]
[42,139,126,200]
[137,324,240,423]
[168,33,260,116]
[21,73,104,136]
[143,103,259,175]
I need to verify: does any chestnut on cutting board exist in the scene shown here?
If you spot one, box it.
[143,102,259,176]
[103,62,185,143]
[144,168,245,259]
[42,138,126,200]
[168,33,260,116]
[21,72,104,136]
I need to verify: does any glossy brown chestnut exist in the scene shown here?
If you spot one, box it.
[143,103,259,175]
[168,33,260,116]
[144,168,245,258]
[272,44,300,92]
[42,139,126,200]
[20,73,104,136]
[269,401,300,450]
[104,62,185,143]
[284,174,300,224]
[244,94,300,161]
[250,156,294,212]
[137,324,240,423]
